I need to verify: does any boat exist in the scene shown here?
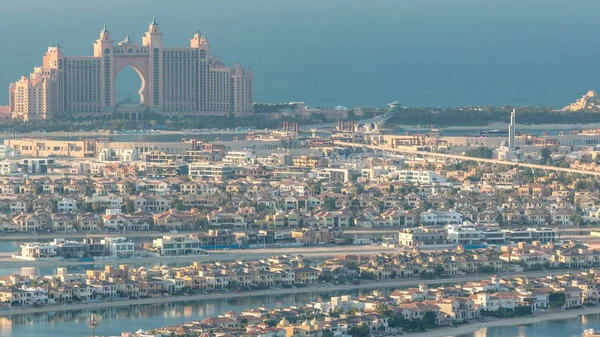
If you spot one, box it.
[479,129,509,137]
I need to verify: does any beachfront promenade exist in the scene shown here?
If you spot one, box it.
[336,141,600,176]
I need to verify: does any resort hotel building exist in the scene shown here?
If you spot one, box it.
[9,18,253,120]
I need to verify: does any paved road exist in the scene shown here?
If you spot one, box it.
[303,118,385,130]
[337,141,600,176]
[0,245,397,268]
[0,227,594,242]
[0,229,392,242]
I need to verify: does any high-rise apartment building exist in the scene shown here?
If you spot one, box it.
[9,63,59,121]
[508,108,516,149]
[9,18,253,120]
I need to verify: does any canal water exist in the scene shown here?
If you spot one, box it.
[0,231,394,277]
[454,314,600,337]
[1,289,600,337]
[0,240,154,277]
[0,288,372,337]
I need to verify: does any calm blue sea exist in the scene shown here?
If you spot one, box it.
[1,0,599,108]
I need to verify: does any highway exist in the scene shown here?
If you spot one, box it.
[303,111,394,130]
[336,141,600,177]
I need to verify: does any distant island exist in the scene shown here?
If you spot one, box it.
[3,90,600,133]
[385,105,600,128]
[0,106,598,134]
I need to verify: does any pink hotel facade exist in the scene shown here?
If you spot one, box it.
[9,18,253,120]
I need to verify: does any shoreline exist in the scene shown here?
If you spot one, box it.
[0,121,596,139]
[1,279,596,337]
[408,306,600,337]
[0,129,267,139]
[0,279,397,317]
[0,270,559,317]
[397,122,600,132]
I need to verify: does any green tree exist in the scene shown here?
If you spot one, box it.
[347,307,360,315]
[348,324,371,337]
[91,202,103,212]
[318,273,334,283]
[585,272,596,283]
[308,182,321,195]
[195,218,208,229]
[514,305,533,316]
[329,309,343,318]
[173,200,185,211]
[549,292,566,308]
[420,271,434,279]
[496,213,504,227]
[360,271,377,280]
[422,311,437,327]
[478,266,496,274]
[465,147,493,159]
[540,147,552,163]
[81,202,94,212]
[124,200,136,214]
[375,303,390,316]
[323,196,336,211]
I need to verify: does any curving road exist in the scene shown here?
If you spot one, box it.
[336,141,600,177]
